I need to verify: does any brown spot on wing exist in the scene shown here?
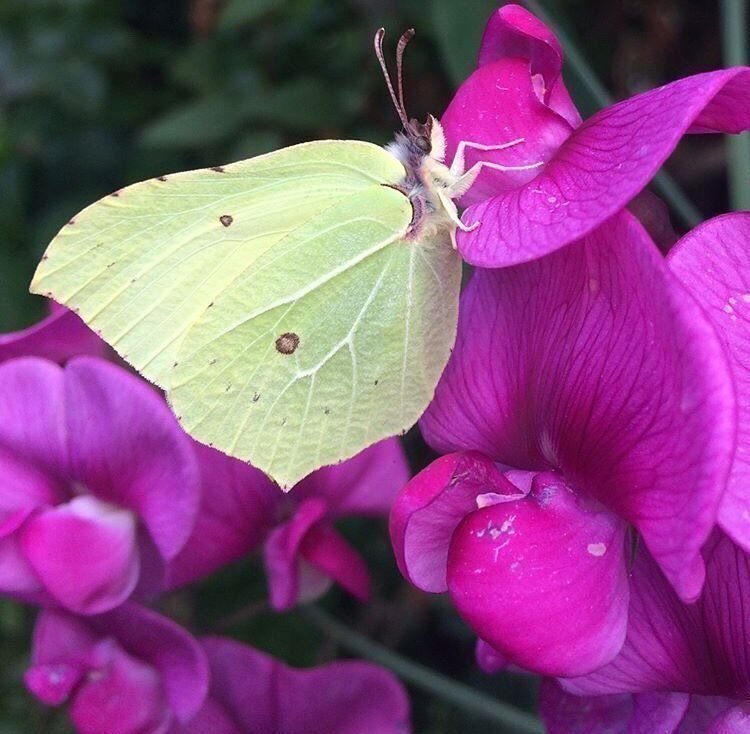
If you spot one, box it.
[275,332,300,355]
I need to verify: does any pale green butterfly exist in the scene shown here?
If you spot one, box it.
[30,29,536,489]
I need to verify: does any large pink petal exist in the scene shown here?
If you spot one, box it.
[64,358,200,560]
[441,58,574,207]
[0,306,104,365]
[540,680,689,734]
[165,444,277,589]
[20,496,140,614]
[293,438,410,517]
[389,452,521,592]
[477,4,580,127]
[447,472,629,676]
[422,212,735,601]
[668,214,750,550]
[198,637,411,734]
[457,68,750,266]
[564,532,750,699]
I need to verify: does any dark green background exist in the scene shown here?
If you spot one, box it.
[0,1,733,731]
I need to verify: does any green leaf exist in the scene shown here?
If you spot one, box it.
[430,0,497,85]
[219,0,284,30]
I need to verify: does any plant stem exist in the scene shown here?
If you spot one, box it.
[301,605,545,733]
[524,0,704,227]
[721,0,750,210]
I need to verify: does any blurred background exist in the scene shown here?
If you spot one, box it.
[0,0,745,731]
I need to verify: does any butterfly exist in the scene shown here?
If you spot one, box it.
[31,29,532,488]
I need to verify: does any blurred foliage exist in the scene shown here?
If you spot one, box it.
[0,0,735,731]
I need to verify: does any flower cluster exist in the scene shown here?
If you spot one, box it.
[0,305,411,731]
[390,4,750,732]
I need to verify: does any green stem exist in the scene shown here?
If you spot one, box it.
[721,0,750,210]
[524,0,704,227]
[301,605,544,733]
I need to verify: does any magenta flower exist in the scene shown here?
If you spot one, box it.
[443,4,750,266]
[0,302,104,364]
[167,438,409,611]
[24,603,209,734]
[182,636,411,733]
[0,356,199,614]
[539,212,750,732]
[390,211,735,676]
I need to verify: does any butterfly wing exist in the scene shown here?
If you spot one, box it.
[30,141,405,388]
[169,184,461,487]
[31,139,462,487]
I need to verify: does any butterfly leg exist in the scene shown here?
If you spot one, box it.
[449,138,526,178]
[447,158,545,200]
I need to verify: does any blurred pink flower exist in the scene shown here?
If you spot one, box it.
[183,636,411,734]
[443,4,750,266]
[24,603,209,734]
[0,356,200,614]
[167,438,410,611]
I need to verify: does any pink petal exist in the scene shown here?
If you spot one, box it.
[563,532,750,699]
[540,681,689,734]
[196,636,411,734]
[299,522,370,602]
[441,58,574,207]
[165,444,277,589]
[447,472,629,676]
[389,452,521,592]
[293,438,410,518]
[69,640,171,734]
[456,68,750,266]
[0,358,68,479]
[0,306,104,365]
[421,212,735,602]
[178,698,242,734]
[668,214,750,550]
[680,697,740,734]
[64,358,200,560]
[20,496,140,614]
[477,4,580,127]
[264,498,329,610]
[96,604,210,722]
[628,190,679,252]
[475,639,508,674]
[707,706,750,733]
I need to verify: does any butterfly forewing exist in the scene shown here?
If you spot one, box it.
[31,141,405,388]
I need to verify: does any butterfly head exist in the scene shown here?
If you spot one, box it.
[374,28,445,162]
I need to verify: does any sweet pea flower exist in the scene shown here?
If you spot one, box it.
[538,212,750,732]
[182,636,412,733]
[444,4,750,267]
[390,210,736,677]
[0,301,104,364]
[167,438,409,611]
[543,532,750,733]
[0,356,199,614]
[24,603,209,734]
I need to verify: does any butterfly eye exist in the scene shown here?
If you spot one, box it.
[415,136,431,153]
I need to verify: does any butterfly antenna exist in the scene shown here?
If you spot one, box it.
[374,28,409,129]
[396,28,415,115]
